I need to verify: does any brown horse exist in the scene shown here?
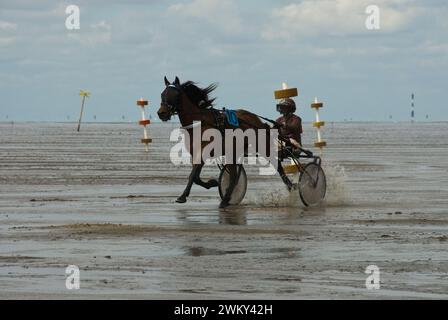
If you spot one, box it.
[157,76,292,208]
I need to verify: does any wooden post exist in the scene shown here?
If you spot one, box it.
[77,90,90,132]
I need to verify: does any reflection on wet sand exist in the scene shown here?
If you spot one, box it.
[219,210,247,226]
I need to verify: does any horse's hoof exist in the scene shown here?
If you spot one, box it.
[176,196,187,203]
[219,199,229,208]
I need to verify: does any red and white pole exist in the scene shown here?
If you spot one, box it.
[137,98,151,152]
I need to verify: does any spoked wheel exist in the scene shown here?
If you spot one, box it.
[218,165,247,205]
[298,162,326,206]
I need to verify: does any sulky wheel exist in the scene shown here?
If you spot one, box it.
[298,162,326,206]
[218,165,247,205]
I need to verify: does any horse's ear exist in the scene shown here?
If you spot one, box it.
[164,76,170,86]
[174,76,180,86]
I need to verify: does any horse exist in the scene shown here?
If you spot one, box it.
[157,76,292,208]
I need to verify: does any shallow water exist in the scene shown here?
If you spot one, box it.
[0,122,447,299]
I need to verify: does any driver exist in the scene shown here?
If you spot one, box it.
[276,98,303,151]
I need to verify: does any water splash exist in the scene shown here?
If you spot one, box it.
[243,162,349,207]
[244,182,298,207]
[322,163,350,206]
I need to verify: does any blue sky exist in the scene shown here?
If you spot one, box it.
[0,0,447,122]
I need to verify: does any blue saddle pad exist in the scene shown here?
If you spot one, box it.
[225,109,239,127]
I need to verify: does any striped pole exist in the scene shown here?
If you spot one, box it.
[137,98,151,152]
[311,97,327,156]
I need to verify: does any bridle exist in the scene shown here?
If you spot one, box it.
[160,84,213,122]
[161,84,182,118]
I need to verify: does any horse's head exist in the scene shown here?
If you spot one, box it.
[158,76,218,121]
[158,76,182,121]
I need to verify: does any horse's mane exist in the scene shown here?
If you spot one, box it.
[181,81,218,109]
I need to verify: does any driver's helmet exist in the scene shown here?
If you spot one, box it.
[276,98,296,114]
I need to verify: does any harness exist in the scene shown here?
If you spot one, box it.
[162,84,278,131]
[178,107,241,133]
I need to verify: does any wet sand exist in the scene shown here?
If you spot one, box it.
[1,122,447,299]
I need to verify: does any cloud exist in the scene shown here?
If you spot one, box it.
[262,0,420,40]
[0,37,15,46]
[0,0,447,121]
[0,20,17,46]
[0,20,17,30]
[67,20,112,45]
[92,20,111,31]
[0,0,55,10]
[168,0,243,35]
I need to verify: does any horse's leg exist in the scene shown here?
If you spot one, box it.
[219,164,237,208]
[176,164,203,203]
[193,163,219,189]
[194,176,219,189]
[277,159,294,190]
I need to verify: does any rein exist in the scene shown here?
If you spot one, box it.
[164,84,281,132]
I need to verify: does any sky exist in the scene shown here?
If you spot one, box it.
[0,0,447,122]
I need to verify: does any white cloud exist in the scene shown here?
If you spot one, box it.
[0,37,16,46]
[0,20,17,31]
[168,0,243,35]
[0,20,17,46]
[92,20,111,31]
[67,20,112,45]
[262,0,420,40]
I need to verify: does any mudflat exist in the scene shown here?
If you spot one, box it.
[1,122,447,299]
